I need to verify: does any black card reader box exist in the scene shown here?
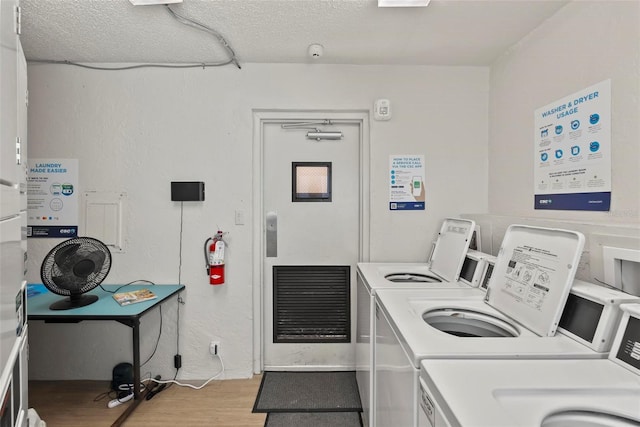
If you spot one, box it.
[171,181,205,201]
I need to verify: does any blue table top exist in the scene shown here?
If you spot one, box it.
[27,284,185,320]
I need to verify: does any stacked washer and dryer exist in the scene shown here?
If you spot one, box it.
[359,223,640,427]
[356,218,495,427]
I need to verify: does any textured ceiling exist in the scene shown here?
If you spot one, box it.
[20,0,569,66]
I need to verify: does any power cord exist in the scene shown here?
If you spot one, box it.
[99,279,156,294]
[107,382,152,408]
[97,280,164,366]
[175,296,183,381]
[107,384,136,408]
[141,305,163,367]
[144,354,225,390]
[178,201,184,285]
[174,201,185,381]
[96,375,154,408]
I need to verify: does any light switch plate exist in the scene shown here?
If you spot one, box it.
[235,209,245,225]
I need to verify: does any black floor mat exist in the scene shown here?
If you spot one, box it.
[253,371,362,413]
[265,412,362,427]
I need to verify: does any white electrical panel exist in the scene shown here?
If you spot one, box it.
[83,191,126,252]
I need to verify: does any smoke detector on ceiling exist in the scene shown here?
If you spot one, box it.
[129,0,183,5]
[308,44,324,59]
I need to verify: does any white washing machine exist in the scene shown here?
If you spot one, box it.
[358,253,496,426]
[418,302,640,427]
[356,218,479,427]
[373,225,635,427]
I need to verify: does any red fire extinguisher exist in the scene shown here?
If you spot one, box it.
[204,231,226,285]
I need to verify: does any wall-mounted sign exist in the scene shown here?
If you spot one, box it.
[389,155,425,210]
[27,159,79,238]
[534,79,611,211]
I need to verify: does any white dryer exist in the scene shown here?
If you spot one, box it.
[418,302,640,427]
[356,218,480,426]
[373,225,637,427]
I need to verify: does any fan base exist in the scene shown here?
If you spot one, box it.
[49,294,99,310]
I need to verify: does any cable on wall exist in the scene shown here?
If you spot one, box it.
[28,4,240,71]
[165,4,240,69]
[178,201,184,285]
[175,202,185,378]
[27,60,234,71]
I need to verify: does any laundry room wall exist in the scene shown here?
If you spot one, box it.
[25,63,489,380]
[464,1,640,288]
[487,0,640,224]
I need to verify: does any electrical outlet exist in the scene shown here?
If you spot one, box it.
[210,340,220,355]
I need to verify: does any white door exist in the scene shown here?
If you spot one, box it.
[262,118,361,370]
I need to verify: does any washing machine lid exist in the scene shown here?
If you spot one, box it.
[429,218,475,282]
[485,225,585,337]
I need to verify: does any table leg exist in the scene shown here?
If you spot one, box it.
[111,318,144,427]
[110,378,152,427]
[132,318,141,400]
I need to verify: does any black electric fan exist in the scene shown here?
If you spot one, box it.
[40,237,112,310]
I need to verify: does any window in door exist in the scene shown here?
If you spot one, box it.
[292,162,332,202]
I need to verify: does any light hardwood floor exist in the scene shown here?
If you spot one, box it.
[29,376,267,427]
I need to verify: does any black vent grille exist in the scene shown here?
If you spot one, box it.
[273,265,350,343]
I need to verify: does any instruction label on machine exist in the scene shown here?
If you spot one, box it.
[615,316,640,370]
[389,155,425,210]
[501,245,559,312]
[27,158,79,238]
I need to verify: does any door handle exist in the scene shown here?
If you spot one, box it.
[266,211,277,257]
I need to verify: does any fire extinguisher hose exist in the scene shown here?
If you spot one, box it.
[203,237,214,274]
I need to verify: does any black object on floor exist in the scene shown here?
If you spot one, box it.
[265,412,362,427]
[252,371,363,413]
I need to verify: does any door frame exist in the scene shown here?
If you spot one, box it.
[251,109,370,373]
